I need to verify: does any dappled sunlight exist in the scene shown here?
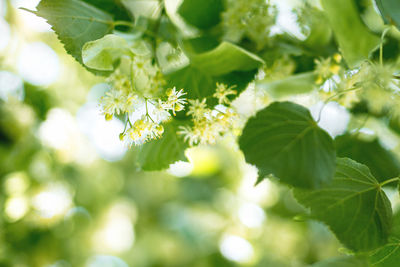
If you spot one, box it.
[219,234,255,263]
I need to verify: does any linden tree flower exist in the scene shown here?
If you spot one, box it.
[100,89,138,118]
[100,52,187,147]
[162,87,187,115]
[179,90,239,146]
[213,83,237,105]
[124,116,164,146]
[187,99,208,120]
[314,54,342,84]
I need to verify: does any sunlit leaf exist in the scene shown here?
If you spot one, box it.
[321,0,380,68]
[122,0,162,19]
[256,72,316,98]
[29,0,114,73]
[186,41,264,76]
[301,7,333,48]
[239,101,336,188]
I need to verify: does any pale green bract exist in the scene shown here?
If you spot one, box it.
[185,42,265,76]
[321,0,381,68]
[82,34,153,71]
[256,72,316,98]
[82,34,133,71]
[121,0,162,19]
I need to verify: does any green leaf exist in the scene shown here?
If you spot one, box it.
[165,66,215,100]
[81,0,132,21]
[294,158,392,252]
[30,0,114,73]
[375,0,400,29]
[186,41,264,76]
[256,72,316,98]
[369,237,400,266]
[216,70,257,99]
[178,0,224,29]
[82,34,132,71]
[165,65,255,101]
[184,36,219,53]
[311,256,368,267]
[239,101,336,188]
[336,134,400,183]
[321,0,380,68]
[368,212,400,266]
[137,122,188,171]
[301,7,333,48]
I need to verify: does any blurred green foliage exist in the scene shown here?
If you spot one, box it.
[2,0,400,266]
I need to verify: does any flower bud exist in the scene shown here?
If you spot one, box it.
[105,113,113,121]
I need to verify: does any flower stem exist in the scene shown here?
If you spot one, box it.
[113,20,134,28]
[380,177,400,187]
[316,87,361,122]
[145,98,155,123]
[380,27,390,66]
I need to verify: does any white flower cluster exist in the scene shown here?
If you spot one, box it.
[178,83,239,146]
[122,88,186,146]
[314,54,400,117]
[100,56,186,146]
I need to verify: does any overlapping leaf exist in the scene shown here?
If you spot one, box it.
[82,34,132,71]
[294,158,392,252]
[30,0,114,73]
[165,66,255,101]
[369,212,400,266]
[336,135,400,182]
[239,101,336,188]
[369,237,400,266]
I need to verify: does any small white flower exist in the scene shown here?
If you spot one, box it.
[162,87,187,115]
